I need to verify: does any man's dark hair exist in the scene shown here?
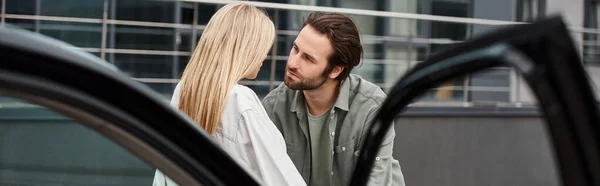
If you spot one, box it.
[301,12,363,81]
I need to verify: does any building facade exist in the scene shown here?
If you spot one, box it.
[3,0,594,105]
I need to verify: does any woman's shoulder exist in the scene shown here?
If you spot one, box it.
[169,81,182,108]
[231,84,255,94]
[230,84,260,101]
[225,84,263,112]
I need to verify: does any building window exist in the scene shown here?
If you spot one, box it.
[584,0,600,64]
[416,0,472,102]
[516,0,546,22]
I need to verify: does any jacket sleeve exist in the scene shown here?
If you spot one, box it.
[238,109,306,186]
[362,106,406,186]
[261,95,283,133]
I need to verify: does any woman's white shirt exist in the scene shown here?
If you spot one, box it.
[152,83,306,186]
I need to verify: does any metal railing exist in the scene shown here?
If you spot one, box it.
[1,0,599,107]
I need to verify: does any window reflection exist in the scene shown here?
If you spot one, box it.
[39,21,102,48]
[40,0,104,18]
[469,69,511,102]
[5,19,35,31]
[111,54,177,79]
[418,77,466,102]
[5,0,35,15]
[108,25,191,51]
[144,83,177,99]
[0,97,156,186]
[112,0,175,23]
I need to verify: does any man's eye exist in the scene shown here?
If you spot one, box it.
[306,56,314,63]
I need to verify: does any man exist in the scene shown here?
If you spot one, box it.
[262,12,405,186]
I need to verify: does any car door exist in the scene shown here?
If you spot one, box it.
[351,15,600,186]
[0,25,260,186]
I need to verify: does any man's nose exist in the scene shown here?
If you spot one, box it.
[287,53,300,70]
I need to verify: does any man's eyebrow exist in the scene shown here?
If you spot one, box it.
[294,42,317,61]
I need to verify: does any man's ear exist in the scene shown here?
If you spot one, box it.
[329,66,344,79]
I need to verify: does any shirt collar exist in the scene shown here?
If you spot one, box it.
[333,78,350,111]
[290,77,351,113]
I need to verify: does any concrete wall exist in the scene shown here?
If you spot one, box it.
[393,116,560,186]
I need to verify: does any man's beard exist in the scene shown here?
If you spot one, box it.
[284,67,329,90]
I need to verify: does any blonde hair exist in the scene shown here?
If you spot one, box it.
[178,3,276,135]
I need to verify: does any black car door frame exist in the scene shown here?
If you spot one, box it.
[352,16,600,186]
[0,26,261,186]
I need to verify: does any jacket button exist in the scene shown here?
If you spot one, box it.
[342,147,346,151]
[376,157,381,161]
[331,132,335,137]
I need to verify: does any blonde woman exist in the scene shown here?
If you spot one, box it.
[152,3,306,186]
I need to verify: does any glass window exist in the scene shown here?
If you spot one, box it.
[39,21,102,48]
[516,0,546,22]
[196,4,218,25]
[276,34,295,57]
[361,43,382,61]
[0,97,159,186]
[283,9,312,31]
[5,0,35,15]
[469,69,511,102]
[353,63,397,85]
[273,60,288,82]
[380,59,413,89]
[110,54,177,79]
[429,1,469,41]
[112,0,175,23]
[39,0,104,18]
[6,0,104,18]
[5,19,35,31]
[419,89,466,102]
[178,29,193,52]
[177,56,191,79]
[252,60,275,82]
[584,1,600,64]
[144,82,177,99]
[108,25,191,51]
[180,3,194,25]
[410,1,471,102]
[417,77,467,102]
[470,69,511,87]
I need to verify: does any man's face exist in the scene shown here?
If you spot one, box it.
[284,25,335,90]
